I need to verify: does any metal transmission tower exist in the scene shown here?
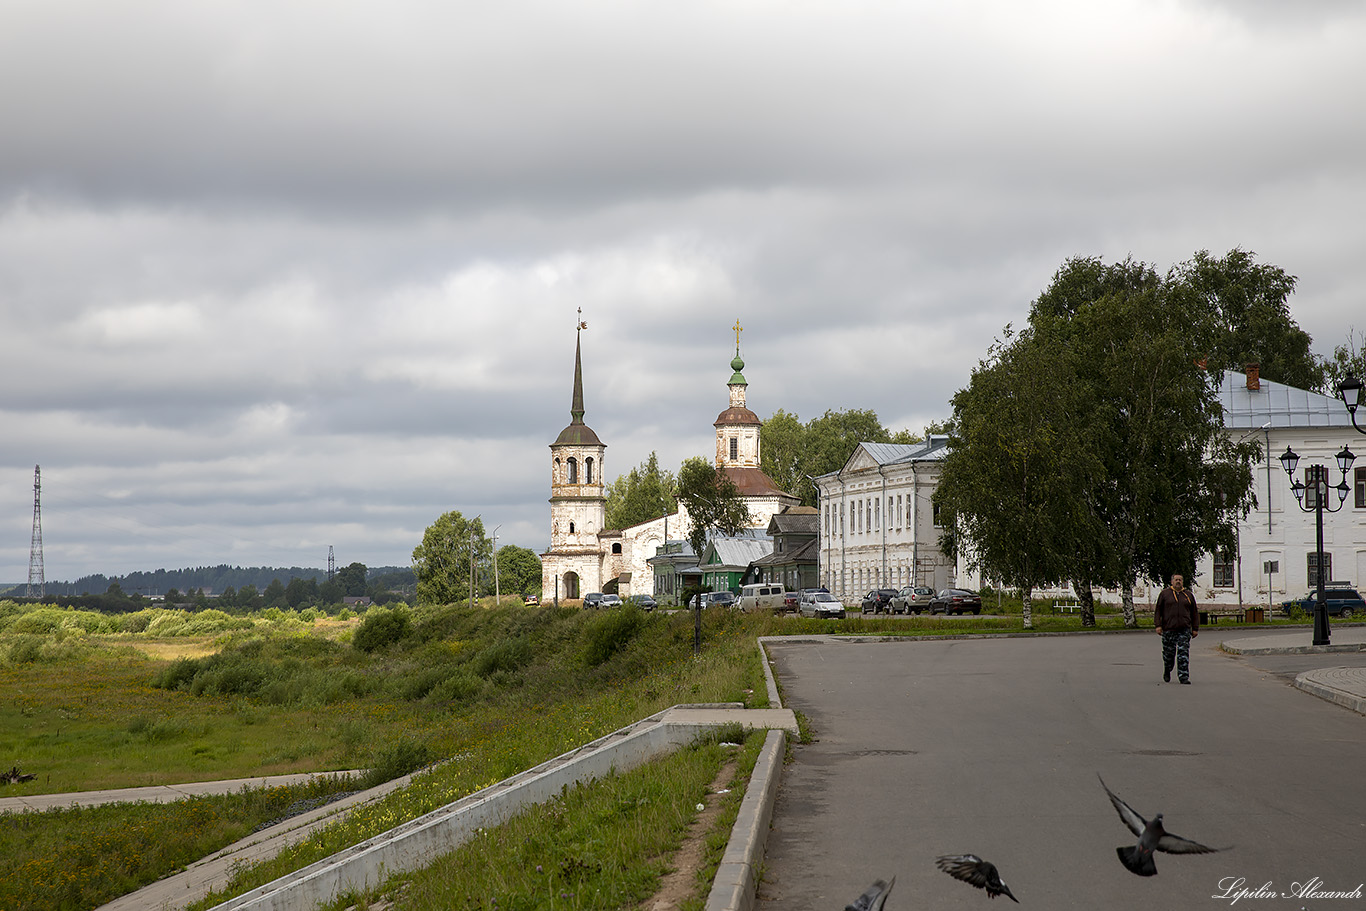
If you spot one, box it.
[327,546,336,580]
[27,465,45,598]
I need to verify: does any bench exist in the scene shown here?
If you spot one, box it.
[1199,610,1245,625]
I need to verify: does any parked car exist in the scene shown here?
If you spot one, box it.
[890,585,935,615]
[626,594,658,611]
[599,593,622,608]
[523,594,539,605]
[688,591,738,608]
[800,591,847,619]
[929,588,983,615]
[582,592,604,608]
[860,589,899,614]
[1279,588,1365,619]
[783,591,801,611]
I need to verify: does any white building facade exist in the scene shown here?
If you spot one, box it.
[1194,369,1366,609]
[813,436,956,601]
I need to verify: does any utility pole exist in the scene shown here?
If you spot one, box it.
[492,524,502,605]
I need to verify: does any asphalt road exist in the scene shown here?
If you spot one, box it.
[758,630,1366,910]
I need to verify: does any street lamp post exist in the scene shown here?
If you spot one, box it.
[1278,445,1355,646]
[1338,372,1363,434]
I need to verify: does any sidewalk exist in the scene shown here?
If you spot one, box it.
[0,769,364,814]
[1220,624,1366,717]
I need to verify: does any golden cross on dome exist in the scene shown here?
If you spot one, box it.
[733,318,743,352]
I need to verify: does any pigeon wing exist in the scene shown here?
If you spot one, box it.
[1099,775,1148,838]
[1155,832,1222,855]
[845,876,895,911]
[936,854,993,889]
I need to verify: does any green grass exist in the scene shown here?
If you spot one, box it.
[0,773,359,911]
[316,729,766,911]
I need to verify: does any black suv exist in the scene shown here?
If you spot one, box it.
[861,589,899,614]
[1280,588,1365,619]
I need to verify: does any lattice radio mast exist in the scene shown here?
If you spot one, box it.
[27,465,45,598]
[327,545,336,580]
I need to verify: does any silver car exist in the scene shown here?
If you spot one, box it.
[799,591,847,619]
[890,585,935,615]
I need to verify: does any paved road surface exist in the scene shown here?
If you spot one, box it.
[759,630,1366,910]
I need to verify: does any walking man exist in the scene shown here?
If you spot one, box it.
[1154,573,1199,684]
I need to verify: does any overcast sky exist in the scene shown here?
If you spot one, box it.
[3,0,1364,584]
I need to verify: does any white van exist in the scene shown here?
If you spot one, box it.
[738,583,786,613]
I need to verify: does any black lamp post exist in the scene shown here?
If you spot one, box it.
[1278,444,1355,645]
[1339,372,1365,435]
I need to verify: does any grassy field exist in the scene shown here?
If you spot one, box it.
[0,596,1281,910]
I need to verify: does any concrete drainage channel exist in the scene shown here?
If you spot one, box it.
[209,664,794,911]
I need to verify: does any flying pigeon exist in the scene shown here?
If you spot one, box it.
[1099,774,1224,876]
[845,876,895,911]
[935,854,1019,902]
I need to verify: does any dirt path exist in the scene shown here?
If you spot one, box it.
[645,755,739,911]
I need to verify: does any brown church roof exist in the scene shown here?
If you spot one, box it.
[723,466,794,498]
[714,406,761,427]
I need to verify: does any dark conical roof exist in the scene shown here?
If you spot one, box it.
[553,326,603,447]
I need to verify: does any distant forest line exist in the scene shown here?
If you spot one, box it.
[1,564,415,598]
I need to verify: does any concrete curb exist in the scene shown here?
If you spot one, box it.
[205,705,795,911]
[1294,668,1366,716]
[705,728,786,911]
[1221,640,1366,656]
[0,770,366,815]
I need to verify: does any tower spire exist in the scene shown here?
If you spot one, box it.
[571,308,586,424]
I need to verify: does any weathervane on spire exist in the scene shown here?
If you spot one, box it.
[578,306,587,331]
[733,318,743,354]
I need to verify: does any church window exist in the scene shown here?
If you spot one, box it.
[568,457,578,483]
[729,437,738,461]
[585,457,594,483]
[569,521,576,533]
[554,457,561,481]
[612,543,622,554]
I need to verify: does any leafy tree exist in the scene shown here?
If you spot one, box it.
[318,578,344,605]
[1171,248,1322,390]
[676,457,751,561]
[760,408,925,506]
[493,545,542,597]
[284,576,317,607]
[604,452,677,529]
[237,584,261,611]
[934,325,1097,629]
[337,562,368,597]
[1321,328,1366,399]
[262,579,287,608]
[219,585,237,608]
[412,510,492,605]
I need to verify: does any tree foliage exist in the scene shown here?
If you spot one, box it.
[337,562,368,597]
[936,253,1261,628]
[676,457,751,560]
[604,452,677,530]
[412,511,492,605]
[491,545,542,597]
[1321,328,1366,399]
[760,408,925,506]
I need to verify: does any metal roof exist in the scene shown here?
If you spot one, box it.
[1217,370,1354,430]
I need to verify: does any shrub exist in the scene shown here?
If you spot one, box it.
[360,738,433,789]
[582,607,646,667]
[352,608,410,653]
[471,637,532,677]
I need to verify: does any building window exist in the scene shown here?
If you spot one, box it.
[1212,550,1234,588]
[729,437,738,461]
[611,542,622,554]
[897,495,903,528]
[933,501,943,528]
[567,457,578,484]
[585,457,594,483]
[1308,551,1332,587]
[1356,467,1366,508]
[569,521,576,534]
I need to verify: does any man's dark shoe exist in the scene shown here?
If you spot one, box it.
[1180,678,1191,685]
[1163,670,1171,683]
